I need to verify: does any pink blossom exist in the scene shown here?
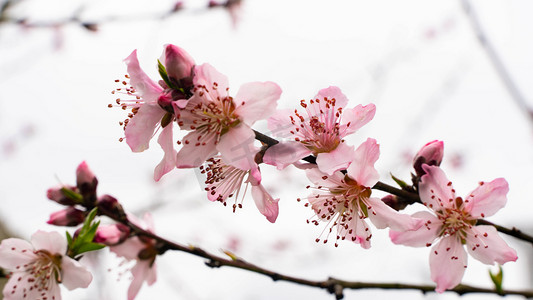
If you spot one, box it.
[94,224,130,246]
[202,156,279,223]
[265,86,376,174]
[0,230,92,300]
[175,63,282,169]
[47,207,86,227]
[113,45,195,181]
[390,165,517,292]
[302,138,422,248]
[110,213,157,300]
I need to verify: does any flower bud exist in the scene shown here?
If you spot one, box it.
[97,194,126,221]
[381,195,408,211]
[162,44,195,82]
[46,185,78,206]
[47,207,85,227]
[76,161,98,203]
[413,140,444,176]
[94,224,130,246]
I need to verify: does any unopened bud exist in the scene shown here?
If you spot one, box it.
[94,224,130,246]
[47,207,85,227]
[381,195,408,211]
[76,161,98,203]
[47,185,78,206]
[97,194,126,221]
[413,140,444,176]
[161,44,195,82]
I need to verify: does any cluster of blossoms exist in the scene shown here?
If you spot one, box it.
[0,44,521,299]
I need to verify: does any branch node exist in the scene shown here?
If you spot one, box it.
[271,273,280,281]
[205,259,222,268]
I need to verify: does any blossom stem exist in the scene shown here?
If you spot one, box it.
[95,202,533,299]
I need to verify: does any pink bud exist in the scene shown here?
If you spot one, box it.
[97,195,126,221]
[94,224,130,246]
[381,195,408,211]
[76,161,98,201]
[162,44,195,81]
[47,207,85,227]
[47,185,78,206]
[413,140,444,176]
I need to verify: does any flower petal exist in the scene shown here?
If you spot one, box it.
[217,124,259,170]
[465,225,517,265]
[127,260,152,300]
[419,165,456,210]
[161,44,195,80]
[366,197,424,231]
[346,138,380,187]
[124,50,163,101]
[110,237,145,261]
[0,238,36,270]
[176,131,218,168]
[313,86,349,111]
[3,272,61,300]
[251,184,279,223]
[153,124,177,181]
[304,167,345,188]
[389,211,441,247]
[339,103,376,136]
[316,143,355,175]
[262,141,311,170]
[234,81,282,126]
[267,108,297,139]
[125,103,166,152]
[61,256,93,290]
[430,236,468,293]
[31,230,66,255]
[464,178,509,218]
[193,63,229,98]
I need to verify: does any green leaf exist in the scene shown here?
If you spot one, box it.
[60,187,83,203]
[489,265,503,293]
[158,60,176,89]
[66,231,73,245]
[76,242,106,255]
[390,173,408,189]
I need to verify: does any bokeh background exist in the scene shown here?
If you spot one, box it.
[0,0,532,299]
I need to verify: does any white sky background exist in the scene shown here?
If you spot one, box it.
[0,0,532,299]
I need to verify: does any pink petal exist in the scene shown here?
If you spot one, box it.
[340,103,376,136]
[0,238,36,269]
[125,103,166,152]
[262,141,311,170]
[61,256,93,290]
[419,165,456,210]
[464,178,509,218]
[124,50,163,101]
[153,124,177,181]
[251,184,280,223]
[338,217,372,249]
[3,272,61,300]
[366,197,424,231]
[267,108,297,139]
[110,237,144,261]
[30,230,66,255]
[315,143,355,175]
[127,260,153,300]
[346,138,380,187]
[193,63,229,98]
[430,236,468,293]
[176,131,218,168]
[313,86,349,110]
[234,81,282,126]
[389,211,441,247]
[304,167,345,188]
[465,225,517,265]
[216,124,258,170]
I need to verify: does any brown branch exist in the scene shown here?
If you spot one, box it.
[95,203,533,299]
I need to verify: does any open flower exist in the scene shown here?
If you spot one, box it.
[175,63,282,169]
[202,156,279,223]
[302,138,422,248]
[0,230,92,300]
[110,213,157,300]
[264,86,375,174]
[389,165,517,292]
[112,45,195,181]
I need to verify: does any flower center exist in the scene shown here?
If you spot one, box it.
[201,157,248,211]
[288,97,343,154]
[438,197,475,238]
